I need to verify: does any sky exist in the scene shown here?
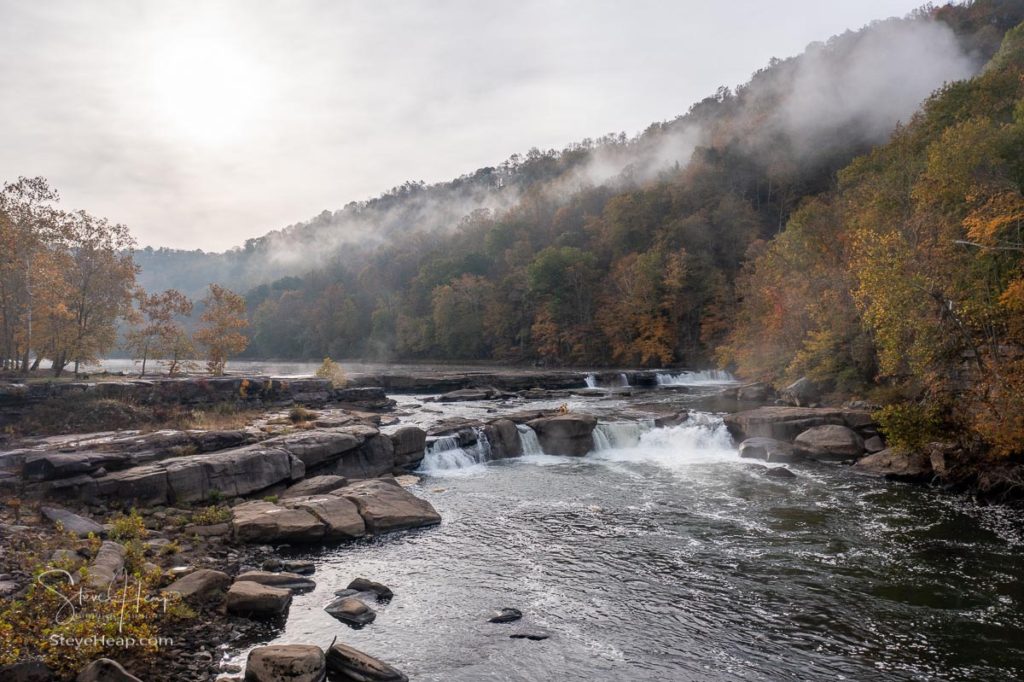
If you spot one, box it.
[0,0,930,251]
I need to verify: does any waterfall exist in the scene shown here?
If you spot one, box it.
[614,373,630,387]
[655,370,737,386]
[584,373,598,388]
[516,424,544,455]
[592,420,656,450]
[583,372,630,388]
[421,428,493,473]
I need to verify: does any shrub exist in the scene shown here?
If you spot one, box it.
[189,505,231,526]
[288,406,317,423]
[315,357,348,388]
[108,510,148,542]
[873,402,943,451]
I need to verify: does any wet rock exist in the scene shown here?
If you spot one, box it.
[764,467,797,479]
[226,580,292,619]
[281,475,349,498]
[737,437,796,463]
[162,568,231,602]
[0,661,55,682]
[231,501,326,544]
[86,542,126,591]
[793,425,864,462]
[75,658,142,681]
[282,560,315,575]
[335,479,441,534]
[281,495,366,540]
[325,641,408,682]
[509,631,551,641]
[347,577,393,601]
[482,419,523,460]
[324,596,376,627]
[389,427,427,470]
[526,414,598,456]
[654,411,689,428]
[40,506,106,538]
[854,448,933,482]
[488,607,522,623]
[235,570,316,593]
[244,644,326,682]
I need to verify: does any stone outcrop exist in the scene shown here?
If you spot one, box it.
[40,506,106,537]
[232,501,326,544]
[335,478,441,534]
[526,414,598,456]
[226,580,292,618]
[779,377,821,407]
[325,641,408,682]
[281,475,349,498]
[281,495,367,540]
[483,419,523,460]
[389,427,427,470]
[792,425,865,462]
[235,571,316,592]
[723,407,873,442]
[737,438,796,463]
[245,645,326,682]
[854,448,933,481]
[161,569,231,602]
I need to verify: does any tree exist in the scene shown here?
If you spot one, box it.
[194,284,249,375]
[124,289,193,376]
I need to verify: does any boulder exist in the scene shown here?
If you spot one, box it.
[764,467,797,479]
[324,596,376,627]
[75,659,142,682]
[335,479,441,534]
[333,434,396,480]
[525,414,598,456]
[482,419,522,460]
[854,448,933,482]
[40,507,106,538]
[226,580,292,618]
[863,435,886,453]
[736,383,770,402]
[0,661,55,682]
[654,411,689,428]
[488,607,522,623]
[282,495,366,540]
[325,641,408,682]
[724,407,873,442]
[231,501,326,544]
[779,377,820,406]
[737,438,797,463]
[245,645,326,682]
[235,570,316,592]
[161,569,231,601]
[281,475,350,498]
[347,577,393,601]
[85,542,126,591]
[793,425,864,462]
[261,429,362,471]
[389,427,427,470]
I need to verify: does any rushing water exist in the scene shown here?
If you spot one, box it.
[260,410,1024,681]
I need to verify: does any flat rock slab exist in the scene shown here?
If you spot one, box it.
[232,500,326,544]
[85,541,126,591]
[724,407,873,442]
[854,448,932,481]
[245,644,326,682]
[41,506,106,538]
[334,479,441,534]
[282,495,366,540]
[326,641,408,682]
[235,570,316,592]
[324,596,376,628]
[161,569,231,602]
[226,580,292,619]
[281,475,350,498]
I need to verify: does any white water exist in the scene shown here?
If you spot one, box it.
[516,424,544,455]
[589,413,737,468]
[655,369,737,386]
[584,374,598,389]
[420,429,492,474]
[583,372,630,388]
[592,420,656,450]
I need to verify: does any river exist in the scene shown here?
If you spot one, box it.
[233,376,1024,681]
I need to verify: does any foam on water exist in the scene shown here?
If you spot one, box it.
[420,429,492,475]
[655,369,737,386]
[590,413,737,468]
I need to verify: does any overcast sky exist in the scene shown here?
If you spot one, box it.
[0,0,928,251]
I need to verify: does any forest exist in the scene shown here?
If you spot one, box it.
[4,0,1024,453]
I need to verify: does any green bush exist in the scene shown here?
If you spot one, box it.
[108,509,148,542]
[873,402,943,451]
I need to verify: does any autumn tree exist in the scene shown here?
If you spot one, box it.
[125,289,194,376]
[194,284,249,375]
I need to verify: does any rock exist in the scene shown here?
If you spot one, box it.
[226,580,292,618]
[482,419,523,460]
[281,560,316,575]
[737,437,797,463]
[231,501,326,544]
[488,607,522,623]
[335,479,441,534]
[654,411,689,428]
[244,644,326,682]
[347,577,393,601]
[262,429,362,471]
[235,570,317,592]
[0,579,20,597]
[780,377,820,407]
[333,433,396,479]
[281,475,349,498]
[40,506,106,538]
[854,448,933,482]
[525,414,598,456]
[281,495,366,540]
[324,596,376,627]
[162,568,231,601]
[0,661,54,681]
[86,542,126,591]
[325,641,408,682]
[49,548,86,569]
[793,425,864,462]
[509,631,551,641]
[927,442,958,478]
[863,435,886,453]
[724,407,873,442]
[75,658,142,681]
[736,383,770,401]
[764,467,797,479]
[25,452,131,481]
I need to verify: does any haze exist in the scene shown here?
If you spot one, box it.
[0,0,928,251]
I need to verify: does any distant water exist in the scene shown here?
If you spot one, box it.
[258,410,1024,681]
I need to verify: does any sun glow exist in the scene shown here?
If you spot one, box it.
[146,28,271,145]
